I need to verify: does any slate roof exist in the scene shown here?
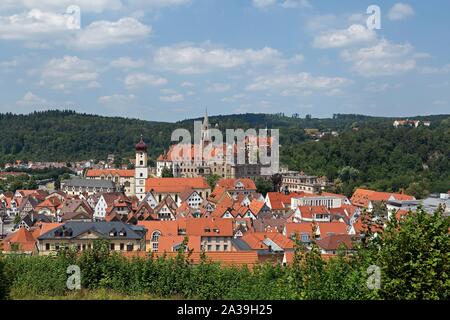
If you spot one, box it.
[62,178,116,189]
[38,221,145,240]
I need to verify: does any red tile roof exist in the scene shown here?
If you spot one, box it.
[216,178,257,190]
[315,234,355,251]
[86,169,135,177]
[266,192,305,211]
[137,221,179,240]
[241,232,295,250]
[145,177,209,193]
[351,188,415,207]
[185,218,233,237]
[2,227,37,252]
[318,222,349,236]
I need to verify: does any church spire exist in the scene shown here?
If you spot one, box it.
[203,107,209,127]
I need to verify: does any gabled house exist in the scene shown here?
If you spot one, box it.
[186,218,234,252]
[289,206,331,223]
[142,191,158,209]
[315,234,357,255]
[1,227,38,254]
[153,195,178,221]
[351,188,416,214]
[179,188,204,208]
[215,178,257,199]
[265,192,305,215]
[94,193,130,220]
[35,197,63,217]
[17,196,40,217]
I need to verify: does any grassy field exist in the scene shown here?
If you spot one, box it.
[9,288,180,300]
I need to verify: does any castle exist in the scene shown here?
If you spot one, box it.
[156,111,272,179]
[86,111,275,200]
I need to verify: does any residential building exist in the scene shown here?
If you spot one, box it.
[37,221,146,254]
[61,178,120,196]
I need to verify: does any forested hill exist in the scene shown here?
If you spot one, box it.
[0,110,449,195]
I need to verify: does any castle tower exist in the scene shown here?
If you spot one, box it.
[134,135,148,201]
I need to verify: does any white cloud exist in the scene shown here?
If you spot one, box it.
[419,64,450,75]
[99,94,135,104]
[281,0,311,8]
[17,91,47,106]
[388,3,415,21]
[222,94,246,102]
[0,9,70,41]
[160,94,184,102]
[252,0,311,9]
[305,14,337,32]
[40,56,99,88]
[71,18,151,50]
[252,0,277,9]
[365,83,389,93]
[0,0,122,13]
[110,57,146,69]
[126,0,191,8]
[154,44,284,74]
[246,72,351,92]
[206,83,231,93]
[0,10,151,50]
[313,24,376,48]
[87,81,101,88]
[125,73,167,88]
[341,39,416,76]
[181,81,195,87]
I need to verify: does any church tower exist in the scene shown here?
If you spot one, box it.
[201,108,211,145]
[134,135,148,201]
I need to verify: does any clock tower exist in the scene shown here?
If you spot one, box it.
[134,135,148,201]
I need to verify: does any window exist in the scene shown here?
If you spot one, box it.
[301,233,310,242]
[151,231,161,242]
[152,242,159,252]
[120,243,124,251]
[45,243,50,250]
[223,244,228,251]
[127,244,133,251]
[207,245,212,251]
[110,243,115,251]
[215,245,220,251]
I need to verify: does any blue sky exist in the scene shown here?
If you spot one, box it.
[0,0,449,122]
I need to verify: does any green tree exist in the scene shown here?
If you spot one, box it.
[161,167,174,178]
[0,255,9,300]
[375,206,450,299]
[206,174,221,190]
[255,177,273,195]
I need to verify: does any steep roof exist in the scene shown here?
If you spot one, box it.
[266,192,305,211]
[86,169,134,177]
[145,177,209,193]
[137,220,179,240]
[318,222,349,236]
[315,234,355,251]
[185,218,233,237]
[216,178,257,191]
[2,227,37,252]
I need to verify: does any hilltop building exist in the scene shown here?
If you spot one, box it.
[156,111,274,179]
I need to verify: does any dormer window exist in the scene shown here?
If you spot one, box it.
[109,228,117,237]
